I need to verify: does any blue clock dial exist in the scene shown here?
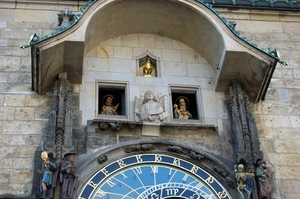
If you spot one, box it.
[78,154,232,199]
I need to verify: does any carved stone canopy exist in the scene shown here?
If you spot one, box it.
[30,0,278,102]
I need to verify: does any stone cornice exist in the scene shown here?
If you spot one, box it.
[204,0,300,11]
[1,0,300,11]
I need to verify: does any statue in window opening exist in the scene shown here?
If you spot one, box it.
[174,97,192,119]
[40,151,57,199]
[142,58,154,77]
[256,160,272,199]
[101,94,119,115]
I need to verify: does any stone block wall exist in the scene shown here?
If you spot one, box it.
[0,1,299,198]
[0,2,81,197]
[221,9,300,199]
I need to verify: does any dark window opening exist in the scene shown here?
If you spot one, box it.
[171,92,199,120]
[98,87,126,116]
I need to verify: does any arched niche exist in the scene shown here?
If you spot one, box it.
[31,0,277,102]
[136,51,160,77]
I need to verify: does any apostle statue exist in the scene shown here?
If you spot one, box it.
[173,96,192,119]
[99,94,122,130]
[101,94,119,115]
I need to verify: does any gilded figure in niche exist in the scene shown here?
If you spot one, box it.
[142,58,154,77]
[173,96,192,119]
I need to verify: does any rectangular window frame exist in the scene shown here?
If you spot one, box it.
[96,81,129,120]
[169,85,203,123]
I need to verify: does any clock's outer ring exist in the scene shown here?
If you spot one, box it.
[78,154,233,199]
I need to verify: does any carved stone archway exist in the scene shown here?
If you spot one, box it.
[28,0,279,102]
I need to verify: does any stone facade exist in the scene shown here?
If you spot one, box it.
[0,1,299,199]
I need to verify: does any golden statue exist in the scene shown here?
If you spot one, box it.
[142,58,154,77]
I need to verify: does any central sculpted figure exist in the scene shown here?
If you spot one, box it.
[138,91,167,122]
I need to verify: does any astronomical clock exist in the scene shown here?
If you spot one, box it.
[78,153,232,199]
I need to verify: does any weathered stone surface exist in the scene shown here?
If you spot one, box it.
[255,115,291,128]
[34,107,50,120]
[0,145,19,157]
[277,88,290,101]
[87,134,117,149]
[4,83,31,93]
[4,94,25,106]
[10,170,32,183]
[0,158,13,168]
[0,56,20,72]
[264,88,279,101]
[258,127,279,138]
[279,180,300,196]
[254,32,292,41]
[274,139,300,153]
[0,28,32,40]
[276,166,300,179]
[24,135,42,146]
[0,184,29,195]
[275,154,300,166]
[259,138,275,153]
[139,34,156,48]
[0,170,9,183]
[25,95,51,107]
[238,20,283,33]
[283,22,300,34]
[2,120,47,134]
[0,107,15,120]
[261,101,300,115]
[272,68,293,79]
[0,9,14,22]
[15,107,35,120]
[0,39,7,47]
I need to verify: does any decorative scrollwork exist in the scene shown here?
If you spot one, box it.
[190,151,204,162]
[167,146,186,154]
[125,144,155,153]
